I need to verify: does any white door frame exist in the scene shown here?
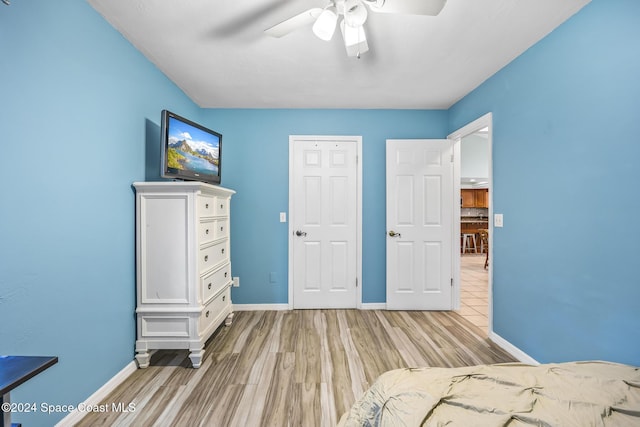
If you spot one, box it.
[288,135,363,309]
[447,113,493,331]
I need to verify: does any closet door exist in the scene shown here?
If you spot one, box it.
[290,136,360,309]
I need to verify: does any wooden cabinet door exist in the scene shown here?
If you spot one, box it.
[475,189,488,207]
[461,189,475,207]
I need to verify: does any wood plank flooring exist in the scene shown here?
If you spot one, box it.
[77,310,516,427]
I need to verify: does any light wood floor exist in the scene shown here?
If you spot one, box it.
[77,310,515,427]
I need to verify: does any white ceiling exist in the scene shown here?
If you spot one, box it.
[88,0,590,109]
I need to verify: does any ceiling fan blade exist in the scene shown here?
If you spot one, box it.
[367,0,447,16]
[264,8,322,38]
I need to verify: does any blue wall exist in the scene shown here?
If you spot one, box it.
[204,109,448,305]
[0,1,201,425]
[449,0,640,365]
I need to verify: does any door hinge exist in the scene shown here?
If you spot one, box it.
[450,278,454,287]
[356,278,358,287]
[450,153,454,163]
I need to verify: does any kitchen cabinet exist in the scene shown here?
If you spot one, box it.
[475,189,488,208]
[461,189,488,208]
[461,189,476,207]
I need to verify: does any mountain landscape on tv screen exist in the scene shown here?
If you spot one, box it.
[167,138,219,174]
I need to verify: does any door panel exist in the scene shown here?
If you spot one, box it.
[304,177,322,224]
[303,241,321,290]
[330,241,349,289]
[424,176,442,225]
[424,242,442,291]
[386,139,453,310]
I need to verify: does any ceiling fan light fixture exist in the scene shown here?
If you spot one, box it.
[340,20,369,57]
[344,0,368,27]
[362,0,385,10]
[312,6,338,41]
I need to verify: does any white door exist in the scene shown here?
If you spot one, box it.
[290,136,360,309]
[386,139,454,310]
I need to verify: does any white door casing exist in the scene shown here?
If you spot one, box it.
[448,112,494,331]
[386,139,454,310]
[289,136,362,309]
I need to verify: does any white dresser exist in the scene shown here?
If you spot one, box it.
[133,181,235,368]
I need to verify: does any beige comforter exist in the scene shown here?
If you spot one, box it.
[338,361,640,426]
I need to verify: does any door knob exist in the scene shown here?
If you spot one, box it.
[388,230,401,237]
[295,230,307,237]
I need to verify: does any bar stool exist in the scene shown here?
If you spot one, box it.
[478,229,489,269]
[461,233,477,254]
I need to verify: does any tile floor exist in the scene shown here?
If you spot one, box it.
[457,254,489,334]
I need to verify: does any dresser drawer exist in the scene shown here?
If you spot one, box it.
[199,286,231,334]
[199,219,228,244]
[199,240,229,273]
[202,263,231,304]
[198,220,216,244]
[214,197,229,217]
[215,219,229,239]
[198,195,216,217]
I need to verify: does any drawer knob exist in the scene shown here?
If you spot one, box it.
[222,295,226,301]
[204,255,209,262]
[206,229,209,235]
[205,203,209,209]
[208,283,212,290]
[206,310,210,318]
[221,248,225,254]
[224,272,228,277]
[220,226,224,232]
[220,204,224,209]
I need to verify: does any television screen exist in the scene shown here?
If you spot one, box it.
[161,110,222,185]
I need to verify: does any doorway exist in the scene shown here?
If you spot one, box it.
[288,135,362,309]
[448,114,493,335]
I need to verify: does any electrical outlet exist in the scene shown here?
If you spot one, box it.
[232,276,240,287]
[279,212,287,223]
[494,213,504,228]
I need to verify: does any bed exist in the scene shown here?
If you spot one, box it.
[338,361,640,426]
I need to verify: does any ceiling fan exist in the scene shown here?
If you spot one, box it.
[264,0,447,58]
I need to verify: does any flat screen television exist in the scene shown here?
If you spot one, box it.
[160,110,222,185]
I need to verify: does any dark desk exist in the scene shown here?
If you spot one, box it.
[1,356,58,427]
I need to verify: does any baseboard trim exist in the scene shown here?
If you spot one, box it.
[232,303,387,311]
[233,303,290,311]
[55,360,137,426]
[489,331,539,365]
[360,303,386,310]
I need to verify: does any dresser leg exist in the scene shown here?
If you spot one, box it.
[189,349,204,368]
[225,312,234,326]
[135,350,150,369]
